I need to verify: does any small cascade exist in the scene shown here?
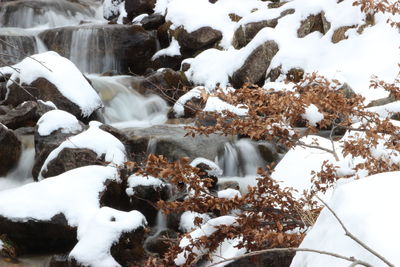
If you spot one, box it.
[88,75,169,127]
[0,135,35,191]
[217,139,265,177]
[0,0,98,29]
[69,26,119,74]
[154,210,168,232]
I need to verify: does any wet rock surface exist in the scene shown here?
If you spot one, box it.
[0,123,21,176]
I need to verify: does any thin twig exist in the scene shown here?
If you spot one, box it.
[329,123,340,161]
[316,196,394,267]
[207,247,373,267]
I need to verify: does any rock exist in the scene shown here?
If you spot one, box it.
[0,213,77,254]
[0,234,18,261]
[4,78,99,123]
[0,101,54,130]
[39,24,157,75]
[297,12,331,38]
[141,13,165,30]
[151,54,183,71]
[257,142,280,163]
[32,127,84,180]
[232,9,294,49]
[157,21,172,49]
[127,184,170,225]
[0,35,38,67]
[231,40,279,88]
[331,25,356,43]
[40,148,101,179]
[49,254,77,267]
[123,124,232,162]
[130,68,191,104]
[286,68,304,83]
[145,229,178,255]
[0,123,21,176]
[226,250,294,267]
[110,227,146,266]
[218,181,240,191]
[125,0,156,22]
[366,96,396,108]
[173,26,223,51]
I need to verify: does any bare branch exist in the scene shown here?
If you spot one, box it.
[207,247,373,267]
[316,196,394,267]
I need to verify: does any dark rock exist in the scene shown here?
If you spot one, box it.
[0,213,77,254]
[100,179,131,212]
[130,68,191,104]
[0,123,21,175]
[39,24,157,75]
[266,65,282,82]
[151,54,183,71]
[173,26,223,51]
[231,40,279,87]
[168,93,206,119]
[49,254,78,267]
[297,12,331,38]
[257,142,280,163]
[145,229,178,255]
[141,13,165,30]
[127,184,170,225]
[332,25,356,43]
[181,61,191,72]
[226,250,295,267]
[125,0,156,22]
[32,127,85,180]
[0,234,19,261]
[232,9,294,49]
[0,35,38,67]
[0,100,54,130]
[4,78,95,122]
[0,105,10,115]
[157,21,172,49]
[41,148,101,179]
[286,68,304,83]
[110,226,146,266]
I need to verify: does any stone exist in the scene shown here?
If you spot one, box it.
[286,68,304,83]
[124,0,156,22]
[0,100,54,130]
[0,213,77,254]
[173,26,223,51]
[141,13,165,30]
[110,227,146,266]
[4,78,98,122]
[297,12,331,38]
[231,40,279,88]
[157,21,172,49]
[144,229,178,255]
[232,9,294,49]
[151,54,183,71]
[40,148,101,179]
[0,123,21,176]
[331,25,356,43]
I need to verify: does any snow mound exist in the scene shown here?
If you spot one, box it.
[173,87,204,117]
[218,188,241,199]
[190,157,223,177]
[179,211,211,232]
[126,174,164,196]
[70,207,146,267]
[0,52,103,117]
[37,110,82,136]
[152,38,181,60]
[0,165,118,226]
[39,121,127,179]
[291,171,400,267]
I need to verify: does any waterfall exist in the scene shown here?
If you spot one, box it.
[88,75,169,127]
[0,136,35,192]
[217,139,265,177]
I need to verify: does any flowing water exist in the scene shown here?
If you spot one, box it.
[0,0,267,265]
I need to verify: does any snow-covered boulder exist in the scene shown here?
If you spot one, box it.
[126,174,170,224]
[38,121,127,179]
[0,100,54,130]
[291,171,400,267]
[0,165,121,254]
[172,26,223,51]
[0,52,103,121]
[0,123,21,176]
[70,207,147,267]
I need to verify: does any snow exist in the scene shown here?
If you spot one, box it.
[126,174,164,195]
[291,171,400,267]
[204,97,248,116]
[181,0,400,102]
[0,52,103,117]
[102,0,122,19]
[0,165,118,226]
[37,110,82,136]
[172,87,203,117]
[190,157,223,177]
[152,38,181,60]
[39,121,127,179]
[70,207,146,267]
[302,104,324,126]
[175,215,238,265]
[218,188,241,199]
[179,211,211,232]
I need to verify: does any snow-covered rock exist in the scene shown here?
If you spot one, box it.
[38,121,127,179]
[37,110,82,136]
[291,171,400,267]
[0,52,103,120]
